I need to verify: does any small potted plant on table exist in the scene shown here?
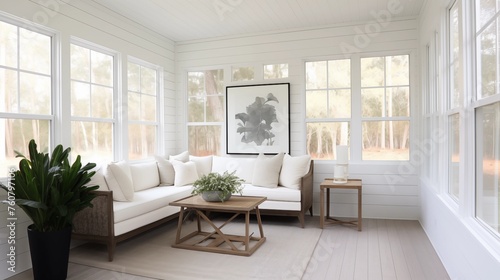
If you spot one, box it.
[191,171,245,202]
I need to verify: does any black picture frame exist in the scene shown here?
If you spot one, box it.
[226,83,290,155]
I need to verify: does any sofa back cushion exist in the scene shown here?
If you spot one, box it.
[252,153,284,188]
[212,156,255,183]
[189,155,213,178]
[279,154,311,190]
[130,161,160,191]
[171,160,199,186]
[169,151,189,162]
[155,155,175,186]
[104,161,134,201]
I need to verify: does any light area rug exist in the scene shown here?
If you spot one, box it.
[69,217,322,280]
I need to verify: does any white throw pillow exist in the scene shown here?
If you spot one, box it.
[251,153,284,188]
[279,154,311,189]
[103,161,134,201]
[130,161,160,191]
[171,160,199,186]
[169,151,189,162]
[155,155,175,186]
[189,155,213,178]
[87,163,109,191]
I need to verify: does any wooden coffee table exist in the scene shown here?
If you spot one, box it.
[169,195,266,256]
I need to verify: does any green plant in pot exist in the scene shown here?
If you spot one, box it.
[191,171,245,202]
[0,139,98,280]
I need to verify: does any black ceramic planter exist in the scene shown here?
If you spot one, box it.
[27,225,72,280]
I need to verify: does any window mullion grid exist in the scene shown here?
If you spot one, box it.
[383,56,388,119]
[497,16,500,97]
[326,61,330,117]
[0,113,53,121]
[16,27,20,114]
[351,55,362,162]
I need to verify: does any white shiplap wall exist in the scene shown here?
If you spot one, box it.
[176,18,421,220]
[0,0,176,278]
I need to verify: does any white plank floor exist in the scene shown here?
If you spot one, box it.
[7,218,449,280]
[303,219,450,280]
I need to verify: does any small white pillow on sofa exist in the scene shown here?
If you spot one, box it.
[252,153,284,188]
[279,154,311,190]
[171,160,199,186]
[169,151,189,162]
[130,161,160,191]
[103,161,134,201]
[88,163,109,191]
[189,155,213,177]
[155,155,175,186]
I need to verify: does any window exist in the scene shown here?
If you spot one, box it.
[475,103,500,234]
[0,20,53,177]
[475,0,500,235]
[232,66,254,81]
[264,63,288,79]
[128,60,159,160]
[187,70,224,156]
[476,0,500,99]
[305,59,351,159]
[361,55,410,160]
[449,114,460,199]
[448,1,462,201]
[70,43,114,163]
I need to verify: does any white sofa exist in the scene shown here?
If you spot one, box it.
[72,152,313,261]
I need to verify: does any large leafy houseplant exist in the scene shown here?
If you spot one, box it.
[191,171,245,202]
[0,139,98,280]
[1,139,98,232]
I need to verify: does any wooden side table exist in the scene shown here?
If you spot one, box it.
[320,178,362,231]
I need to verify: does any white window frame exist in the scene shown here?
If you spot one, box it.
[304,57,352,161]
[0,15,58,178]
[69,38,119,161]
[126,56,163,160]
[185,67,226,156]
[305,52,414,163]
[446,0,463,204]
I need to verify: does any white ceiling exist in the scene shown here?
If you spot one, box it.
[93,0,425,42]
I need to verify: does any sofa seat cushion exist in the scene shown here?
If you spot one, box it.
[113,186,193,223]
[238,184,300,202]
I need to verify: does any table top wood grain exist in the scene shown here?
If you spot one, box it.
[170,195,266,211]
